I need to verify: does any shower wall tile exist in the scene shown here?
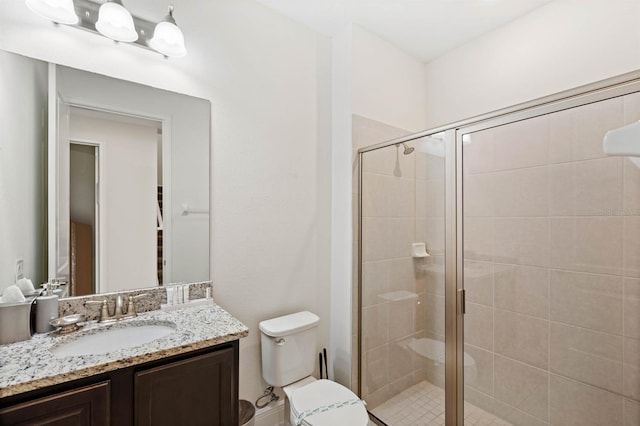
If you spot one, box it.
[388,177,415,217]
[362,144,415,178]
[464,129,494,175]
[494,310,548,369]
[419,179,445,218]
[362,217,389,262]
[624,216,640,277]
[625,398,640,426]
[352,115,407,149]
[624,92,640,124]
[549,374,623,426]
[492,114,549,171]
[465,303,494,351]
[415,179,427,218]
[494,355,549,420]
[624,337,640,402]
[388,299,415,341]
[493,166,549,217]
[387,218,415,259]
[493,218,549,267]
[492,400,549,426]
[362,260,391,307]
[416,151,445,181]
[464,260,494,307]
[423,294,445,337]
[549,270,623,334]
[356,116,434,406]
[464,387,494,414]
[623,158,640,211]
[549,157,623,216]
[365,385,390,410]
[548,107,574,164]
[465,344,494,396]
[362,172,389,217]
[464,173,495,217]
[414,293,426,331]
[389,257,415,293]
[573,97,624,161]
[388,372,417,397]
[549,217,623,276]
[549,96,624,163]
[420,255,445,296]
[625,278,640,340]
[422,218,445,256]
[363,346,388,394]
[362,304,388,350]
[387,339,417,382]
[494,264,549,319]
[550,322,622,394]
[461,95,637,426]
[464,218,494,262]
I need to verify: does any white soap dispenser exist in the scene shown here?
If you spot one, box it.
[35,282,59,333]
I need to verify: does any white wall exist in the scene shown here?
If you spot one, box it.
[70,114,158,292]
[352,25,428,132]
[424,0,640,128]
[0,0,332,402]
[0,51,47,292]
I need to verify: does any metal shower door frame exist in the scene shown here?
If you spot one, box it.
[357,68,640,426]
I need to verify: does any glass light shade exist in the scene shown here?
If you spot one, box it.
[95,1,138,42]
[25,0,78,25]
[150,21,187,58]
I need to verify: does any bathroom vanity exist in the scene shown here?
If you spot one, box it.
[0,303,249,425]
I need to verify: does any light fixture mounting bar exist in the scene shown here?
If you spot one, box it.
[73,0,155,51]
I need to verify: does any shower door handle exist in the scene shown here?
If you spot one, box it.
[457,289,466,315]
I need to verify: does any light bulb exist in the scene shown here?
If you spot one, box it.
[149,5,187,58]
[25,0,78,25]
[96,0,138,42]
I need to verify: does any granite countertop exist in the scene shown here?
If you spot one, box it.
[0,301,249,398]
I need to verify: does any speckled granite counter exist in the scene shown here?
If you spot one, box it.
[0,302,248,398]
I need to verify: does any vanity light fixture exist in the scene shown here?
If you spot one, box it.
[24,0,187,58]
[95,0,138,42]
[149,5,187,58]
[25,0,78,25]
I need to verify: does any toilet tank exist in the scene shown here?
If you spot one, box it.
[259,311,320,387]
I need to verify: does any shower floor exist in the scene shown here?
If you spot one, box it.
[370,381,512,426]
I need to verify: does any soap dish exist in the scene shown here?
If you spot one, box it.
[50,314,85,334]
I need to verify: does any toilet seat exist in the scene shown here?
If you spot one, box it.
[289,379,368,426]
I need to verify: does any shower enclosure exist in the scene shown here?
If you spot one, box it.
[358,72,640,425]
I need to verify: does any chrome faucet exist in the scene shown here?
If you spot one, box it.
[85,293,149,323]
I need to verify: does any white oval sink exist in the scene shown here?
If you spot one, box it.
[50,323,175,357]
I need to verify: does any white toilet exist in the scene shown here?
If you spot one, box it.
[259,311,369,426]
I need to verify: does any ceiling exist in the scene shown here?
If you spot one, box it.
[254,0,553,63]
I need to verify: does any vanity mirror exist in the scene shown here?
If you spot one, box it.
[0,49,210,297]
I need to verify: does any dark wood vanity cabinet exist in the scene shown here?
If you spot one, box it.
[0,381,110,426]
[135,347,236,426]
[0,340,239,426]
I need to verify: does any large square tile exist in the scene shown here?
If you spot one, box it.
[494,310,548,369]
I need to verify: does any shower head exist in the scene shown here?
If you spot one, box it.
[397,142,414,155]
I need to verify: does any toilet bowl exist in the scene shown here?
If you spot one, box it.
[259,311,369,426]
[283,377,369,426]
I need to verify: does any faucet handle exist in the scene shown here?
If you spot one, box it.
[127,293,150,317]
[85,299,110,322]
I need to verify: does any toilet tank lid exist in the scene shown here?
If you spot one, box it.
[259,311,320,337]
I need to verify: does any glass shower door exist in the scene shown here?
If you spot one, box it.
[360,133,447,425]
[461,92,640,425]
